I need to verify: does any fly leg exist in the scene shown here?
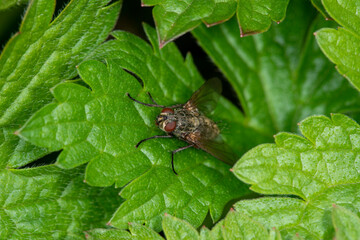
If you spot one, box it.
[147,92,159,105]
[147,92,183,108]
[171,144,194,175]
[126,93,166,108]
[136,135,173,148]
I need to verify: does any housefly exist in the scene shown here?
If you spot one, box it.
[126,78,236,174]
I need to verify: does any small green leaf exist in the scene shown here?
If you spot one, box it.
[153,0,215,47]
[203,0,237,27]
[237,0,289,36]
[86,223,164,240]
[316,28,360,91]
[129,222,164,240]
[147,0,290,47]
[332,205,360,240]
[222,209,269,239]
[86,228,132,240]
[234,183,360,239]
[0,165,122,239]
[315,0,360,90]
[0,0,121,168]
[233,114,360,200]
[231,113,360,239]
[163,214,199,240]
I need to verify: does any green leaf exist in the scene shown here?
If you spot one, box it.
[332,205,360,240]
[310,0,330,19]
[86,229,132,240]
[234,183,360,239]
[203,0,237,27]
[0,165,122,239]
[0,0,121,168]
[315,0,360,90]
[86,223,165,240]
[232,114,360,239]
[321,0,360,35]
[316,28,360,91]
[237,0,289,36]
[193,0,360,137]
[163,213,199,240]
[18,56,251,231]
[221,209,269,239]
[233,114,360,199]
[0,0,28,10]
[146,0,290,47]
[153,0,215,47]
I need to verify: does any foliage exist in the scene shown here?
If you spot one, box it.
[0,165,122,239]
[315,0,360,91]
[0,0,121,168]
[1,0,360,239]
[142,0,290,47]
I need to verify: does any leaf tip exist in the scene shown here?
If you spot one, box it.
[313,31,318,36]
[276,21,281,24]
[230,208,235,212]
[229,168,234,172]
[14,130,20,136]
[106,221,112,226]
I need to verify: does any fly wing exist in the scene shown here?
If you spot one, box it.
[195,135,237,166]
[185,78,222,115]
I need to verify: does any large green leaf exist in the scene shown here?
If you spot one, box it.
[142,0,290,47]
[0,165,122,239]
[0,0,121,169]
[18,55,251,231]
[192,0,360,137]
[315,0,360,90]
[232,114,360,239]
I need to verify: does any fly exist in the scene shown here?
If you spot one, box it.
[126,78,236,175]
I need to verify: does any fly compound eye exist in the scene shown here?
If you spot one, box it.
[164,121,176,132]
[161,108,174,114]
